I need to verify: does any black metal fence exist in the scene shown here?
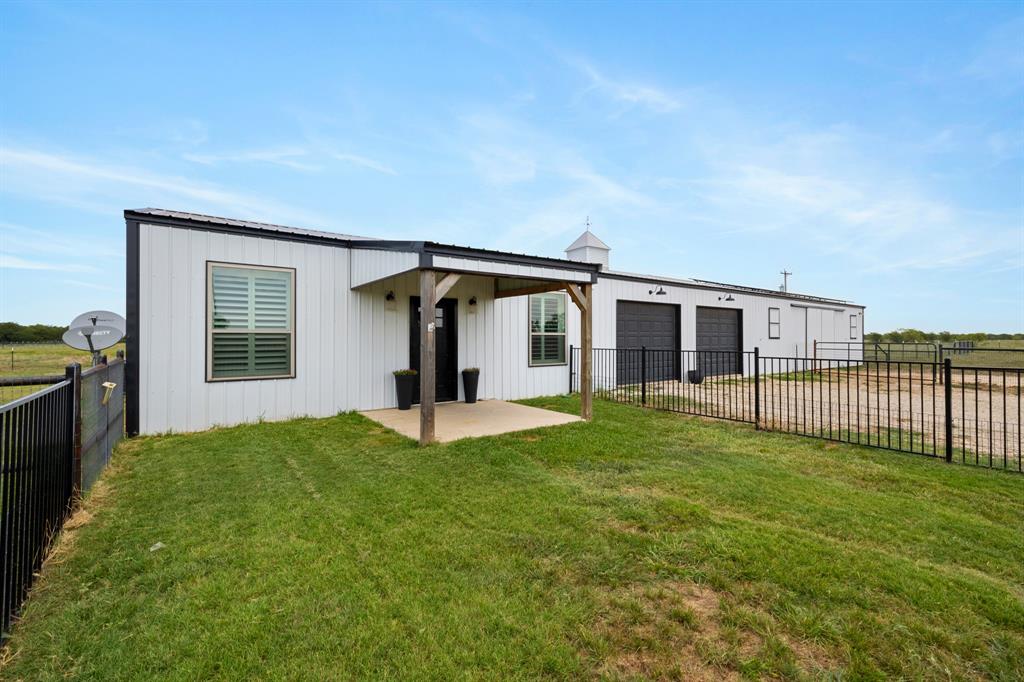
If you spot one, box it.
[0,354,125,638]
[0,371,76,638]
[571,346,1022,472]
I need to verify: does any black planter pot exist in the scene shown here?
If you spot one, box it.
[687,369,704,385]
[395,374,416,410]
[462,370,480,404]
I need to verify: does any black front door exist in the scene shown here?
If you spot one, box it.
[410,297,458,403]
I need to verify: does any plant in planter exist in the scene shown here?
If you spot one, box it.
[461,367,480,404]
[393,369,418,410]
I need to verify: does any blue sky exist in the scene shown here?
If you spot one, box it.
[1,1,1021,332]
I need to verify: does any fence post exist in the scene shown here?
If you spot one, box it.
[754,347,760,430]
[568,344,574,394]
[65,363,83,499]
[641,346,647,406]
[943,357,953,462]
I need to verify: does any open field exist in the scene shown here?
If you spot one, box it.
[0,342,126,404]
[3,396,1022,680]
[822,340,1024,369]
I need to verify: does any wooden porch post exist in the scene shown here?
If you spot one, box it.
[419,269,436,445]
[566,282,593,421]
[580,283,593,421]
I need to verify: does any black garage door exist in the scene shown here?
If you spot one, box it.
[616,301,680,383]
[695,306,742,376]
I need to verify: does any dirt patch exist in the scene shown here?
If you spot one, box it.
[591,579,839,680]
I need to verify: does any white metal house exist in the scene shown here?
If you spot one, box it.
[124,209,864,441]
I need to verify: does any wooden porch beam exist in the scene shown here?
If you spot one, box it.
[419,269,437,445]
[493,281,570,300]
[564,283,587,312]
[434,272,461,300]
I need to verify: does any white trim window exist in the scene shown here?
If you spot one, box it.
[768,307,781,339]
[529,292,566,366]
[207,262,295,381]
[849,314,858,340]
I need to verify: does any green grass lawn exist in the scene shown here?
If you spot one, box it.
[3,396,1022,680]
[0,342,126,404]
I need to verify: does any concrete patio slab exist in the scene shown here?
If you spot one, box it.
[360,400,581,443]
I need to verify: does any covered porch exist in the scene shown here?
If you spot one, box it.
[349,241,601,445]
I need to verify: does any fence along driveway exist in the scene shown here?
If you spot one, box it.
[0,355,125,638]
[572,347,1022,472]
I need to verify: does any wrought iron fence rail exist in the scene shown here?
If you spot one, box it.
[571,347,1022,473]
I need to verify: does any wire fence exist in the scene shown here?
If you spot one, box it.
[571,347,1022,472]
[0,355,125,638]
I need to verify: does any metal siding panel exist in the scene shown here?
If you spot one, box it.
[168,228,191,431]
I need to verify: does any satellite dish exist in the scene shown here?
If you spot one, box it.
[62,325,123,352]
[70,310,126,335]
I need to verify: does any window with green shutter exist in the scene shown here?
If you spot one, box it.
[207,262,295,381]
[529,293,566,366]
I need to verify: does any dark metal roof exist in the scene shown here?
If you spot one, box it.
[125,208,859,304]
[126,208,368,241]
[124,208,600,274]
[600,270,862,307]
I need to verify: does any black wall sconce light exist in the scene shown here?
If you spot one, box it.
[718,294,735,302]
[468,295,478,314]
[468,296,477,306]
[385,290,395,302]
[649,286,667,296]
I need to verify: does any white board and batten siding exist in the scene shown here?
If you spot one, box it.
[349,248,419,288]
[137,223,576,434]
[137,220,862,434]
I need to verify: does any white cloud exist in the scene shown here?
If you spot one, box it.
[61,278,117,291]
[332,153,398,176]
[567,56,684,113]
[0,221,122,260]
[0,253,97,273]
[0,147,325,226]
[962,16,1024,89]
[689,127,1018,273]
[183,146,319,171]
[469,145,537,184]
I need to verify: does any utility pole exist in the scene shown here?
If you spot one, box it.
[780,270,792,293]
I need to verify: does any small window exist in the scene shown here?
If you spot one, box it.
[207,262,295,381]
[768,307,781,339]
[529,293,566,366]
[849,314,858,339]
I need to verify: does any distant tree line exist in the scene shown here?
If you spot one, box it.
[0,322,65,343]
[866,329,1024,343]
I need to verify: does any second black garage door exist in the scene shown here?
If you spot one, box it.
[695,306,742,376]
[616,301,680,383]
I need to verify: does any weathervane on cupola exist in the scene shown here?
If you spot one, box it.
[565,217,611,270]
